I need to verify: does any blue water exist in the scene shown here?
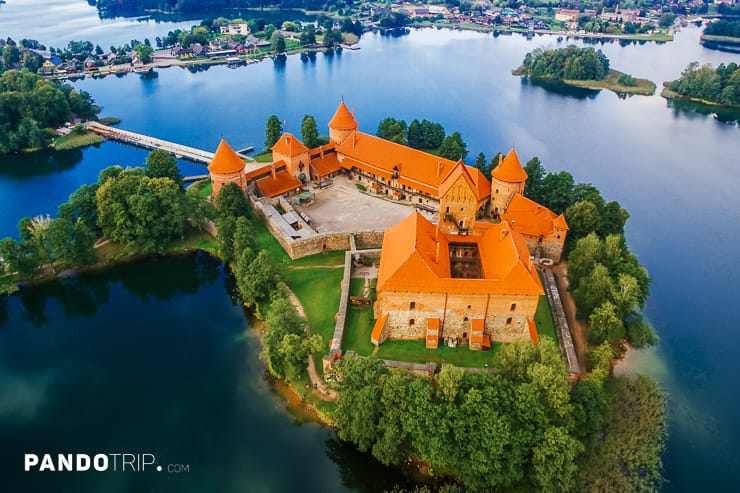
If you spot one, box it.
[1,2,740,490]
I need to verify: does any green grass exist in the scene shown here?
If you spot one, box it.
[98,117,121,126]
[253,151,273,163]
[290,250,345,267]
[253,219,291,264]
[167,228,219,254]
[535,295,558,342]
[189,179,212,198]
[375,340,501,367]
[54,132,104,150]
[564,69,656,96]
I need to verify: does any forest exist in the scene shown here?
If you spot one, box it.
[0,70,99,154]
[516,46,611,81]
[703,19,740,39]
[668,62,740,107]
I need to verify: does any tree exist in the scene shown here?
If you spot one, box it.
[420,119,445,149]
[474,152,487,176]
[565,200,600,240]
[300,25,316,46]
[260,293,306,378]
[323,29,344,49]
[270,32,286,53]
[46,217,96,267]
[300,115,319,149]
[574,263,614,318]
[407,119,423,148]
[216,215,237,264]
[588,301,624,344]
[134,43,153,64]
[532,427,584,493]
[236,250,278,307]
[233,217,255,255]
[658,12,676,28]
[214,182,250,219]
[523,157,545,199]
[265,114,282,149]
[539,171,575,214]
[144,150,182,188]
[437,131,468,160]
[376,117,407,144]
[3,45,20,68]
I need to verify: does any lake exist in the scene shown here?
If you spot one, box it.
[1,1,740,491]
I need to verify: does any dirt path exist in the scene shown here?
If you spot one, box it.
[552,262,588,371]
[287,290,337,401]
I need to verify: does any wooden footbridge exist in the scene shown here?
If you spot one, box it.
[85,122,252,164]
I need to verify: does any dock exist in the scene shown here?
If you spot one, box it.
[85,122,252,164]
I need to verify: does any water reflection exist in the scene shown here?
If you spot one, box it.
[0,149,85,179]
[521,77,600,100]
[325,436,410,492]
[667,99,740,126]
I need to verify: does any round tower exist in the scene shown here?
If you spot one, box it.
[207,140,246,198]
[490,149,528,216]
[328,101,358,146]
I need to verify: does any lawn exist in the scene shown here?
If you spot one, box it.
[377,339,501,367]
[535,295,558,343]
[284,266,344,376]
[253,151,273,163]
[54,131,104,151]
[188,179,212,198]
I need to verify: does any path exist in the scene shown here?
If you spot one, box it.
[540,267,581,375]
[286,290,337,401]
[552,262,588,372]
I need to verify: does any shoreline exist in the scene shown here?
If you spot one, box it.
[514,69,656,96]
[661,85,740,111]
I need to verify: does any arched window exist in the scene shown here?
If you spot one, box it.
[409,301,416,310]
[506,317,512,325]
[409,319,415,327]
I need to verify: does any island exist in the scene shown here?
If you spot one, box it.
[662,61,740,110]
[513,45,657,96]
[700,19,740,50]
[0,101,667,491]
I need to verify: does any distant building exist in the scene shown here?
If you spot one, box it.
[220,23,250,36]
[555,9,581,22]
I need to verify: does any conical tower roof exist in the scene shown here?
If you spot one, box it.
[208,140,245,174]
[328,101,359,130]
[492,148,528,183]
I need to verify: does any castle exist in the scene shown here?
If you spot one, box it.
[207,101,568,350]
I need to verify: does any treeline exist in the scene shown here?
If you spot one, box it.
[0,70,100,153]
[0,151,207,284]
[704,19,740,39]
[376,117,470,161]
[669,62,740,107]
[96,0,350,15]
[335,340,666,492]
[517,45,611,81]
[212,182,322,377]
[522,158,655,348]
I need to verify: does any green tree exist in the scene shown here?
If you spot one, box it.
[574,263,614,318]
[232,216,255,255]
[216,215,237,263]
[265,114,282,149]
[237,250,278,307]
[134,43,153,64]
[299,25,317,46]
[2,45,20,68]
[376,117,407,144]
[474,152,487,176]
[565,200,600,240]
[588,301,624,344]
[407,119,423,148]
[532,427,584,493]
[270,32,286,53]
[300,114,319,149]
[523,156,545,199]
[215,182,250,219]
[658,12,676,28]
[46,217,96,267]
[279,332,323,377]
[144,150,182,188]
[437,131,468,160]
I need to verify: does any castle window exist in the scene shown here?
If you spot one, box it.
[467,305,471,310]
[409,319,415,327]
[460,207,464,212]
[506,317,512,325]
[446,206,450,213]
[463,332,468,339]
[463,317,468,322]
[495,189,499,194]
[557,235,561,239]
[510,303,516,311]
[409,301,416,310]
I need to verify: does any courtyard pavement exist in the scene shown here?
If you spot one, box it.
[296,177,431,233]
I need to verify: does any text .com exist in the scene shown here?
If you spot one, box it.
[24,454,190,473]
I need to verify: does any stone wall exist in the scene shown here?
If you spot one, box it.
[377,291,539,343]
[249,192,384,260]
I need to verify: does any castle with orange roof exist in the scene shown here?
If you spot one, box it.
[207,102,569,349]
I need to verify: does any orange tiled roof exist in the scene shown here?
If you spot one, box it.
[553,214,568,230]
[328,101,358,130]
[376,212,543,296]
[439,160,479,200]
[492,148,528,183]
[208,139,246,174]
[310,153,341,177]
[256,169,302,198]
[336,132,484,198]
[371,314,389,344]
[271,132,309,156]
[503,193,569,237]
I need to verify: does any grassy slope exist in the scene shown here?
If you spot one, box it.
[54,132,105,150]
[564,69,656,95]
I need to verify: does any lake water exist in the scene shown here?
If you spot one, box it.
[1,1,740,491]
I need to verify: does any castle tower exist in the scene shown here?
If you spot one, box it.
[490,148,528,216]
[438,160,479,234]
[328,101,359,146]
[207,139,246,198]
[271,132,310,180]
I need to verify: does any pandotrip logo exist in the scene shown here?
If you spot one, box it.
[24,453,190,474]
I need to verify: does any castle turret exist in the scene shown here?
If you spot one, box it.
[271,132,310,180]
[328,101,358,146]
[207,139,246,198]
[490,148,528,216]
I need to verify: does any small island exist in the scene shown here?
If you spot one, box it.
[513,45,656,96]
[662,61,740,110]
[700,19,740,49]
